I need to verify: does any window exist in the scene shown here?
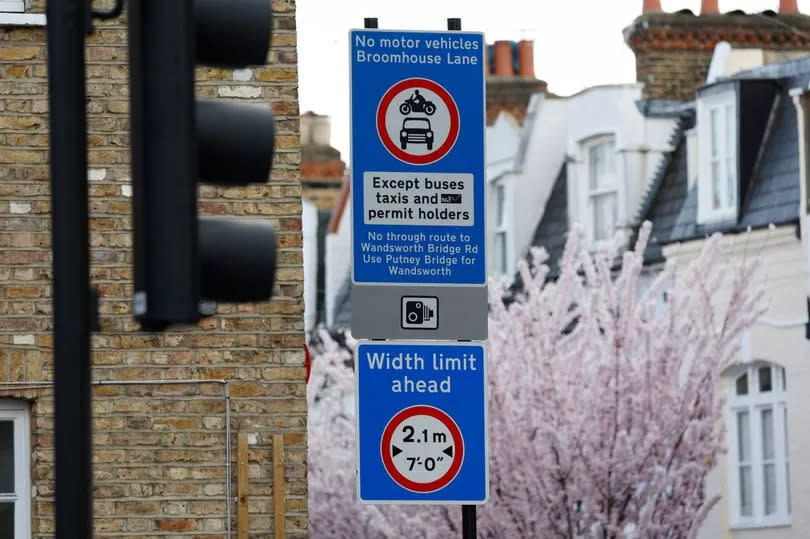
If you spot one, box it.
[0,1,46,27]
[493,180,509,277]
[0,1,25,13]
[586,138,618,243]
[727,365,790,528]
[0,401,30,539]
[698,89,737,223]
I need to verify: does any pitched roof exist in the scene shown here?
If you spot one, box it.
[644,72,804,246]
[519,56,808,288]
[528,164,569,275]
[634,116,693,263]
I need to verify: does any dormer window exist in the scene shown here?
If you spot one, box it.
[586,137,618,243]
[698,88,738,223]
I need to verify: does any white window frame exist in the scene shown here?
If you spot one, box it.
[492,178,512,282]
[583,136,621,246]
[0,0,25,13]
[0,400,31,539]
[0,1,46,27]
[727,364,790,530]
[697,88,738,224]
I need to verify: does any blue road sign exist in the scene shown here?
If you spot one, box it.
[355,341,488,504]
[350,30,486,287]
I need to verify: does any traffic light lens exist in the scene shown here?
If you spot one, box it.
[195,0,272,67]
[199,216,277,302]
[197,100,276,185]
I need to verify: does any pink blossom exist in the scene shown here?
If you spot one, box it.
[309,223,764,538]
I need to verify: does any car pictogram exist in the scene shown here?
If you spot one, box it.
[400,118,434,151]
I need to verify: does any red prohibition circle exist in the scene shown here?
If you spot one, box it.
[376,78,460,165]
[380,405,464,493]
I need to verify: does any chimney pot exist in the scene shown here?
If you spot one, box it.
[518,40,534,77]
[780,0,799,13]
[701,0,719,14]
[642,0,662,13]
[494,40,513,76]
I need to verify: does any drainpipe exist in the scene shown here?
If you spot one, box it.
[224,383,232,537]
[790,89,810,339]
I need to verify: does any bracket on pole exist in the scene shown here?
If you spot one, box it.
[91,0,124,19]
[87,0,124,33]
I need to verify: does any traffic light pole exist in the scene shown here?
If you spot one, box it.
[46,0,93,537]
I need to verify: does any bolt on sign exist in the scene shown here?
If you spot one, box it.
[355,341,488,503]
[349,29,487,341]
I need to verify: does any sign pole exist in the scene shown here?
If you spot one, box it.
[446,16,477,539]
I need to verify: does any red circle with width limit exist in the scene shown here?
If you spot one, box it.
[380,405,464,493]
[376,78,460,165]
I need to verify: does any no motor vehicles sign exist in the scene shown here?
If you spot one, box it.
[350,29,487,341]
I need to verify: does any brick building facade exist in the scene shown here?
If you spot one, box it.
[625,0,810,101]
[0,0,306,536]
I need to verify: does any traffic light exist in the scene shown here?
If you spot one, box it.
[127,0,277,330]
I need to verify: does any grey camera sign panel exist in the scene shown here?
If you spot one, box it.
[352,285,487,341]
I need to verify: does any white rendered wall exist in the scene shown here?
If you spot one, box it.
[564,84,676,239]
[511,96,569,266]
[664,228,810,539]
[484,96,569,281]
[325,201,351,328]
[302,198,318,333]
[485,111,522,280]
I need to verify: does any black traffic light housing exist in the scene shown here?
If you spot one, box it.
[128,0,277,330]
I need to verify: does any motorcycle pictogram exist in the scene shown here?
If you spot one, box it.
[399,89,436,116]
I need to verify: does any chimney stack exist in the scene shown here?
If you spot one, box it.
[518,40,534,77]
[642,0,662,13]
[485,38,547,126]
[701,0,719,14]
[493,40,512,76]
[780,0,800,14]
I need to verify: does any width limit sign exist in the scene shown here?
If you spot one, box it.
[350,29,487,340]
[356,341,487,503]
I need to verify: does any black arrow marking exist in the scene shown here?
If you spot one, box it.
[392,445,402,457]
[443,446,453,457]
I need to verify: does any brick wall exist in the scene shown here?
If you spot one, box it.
[625,12,810,101]
[0,0,306,536]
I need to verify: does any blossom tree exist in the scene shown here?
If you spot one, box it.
[307,333,459,538]
[309,223,764,538]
